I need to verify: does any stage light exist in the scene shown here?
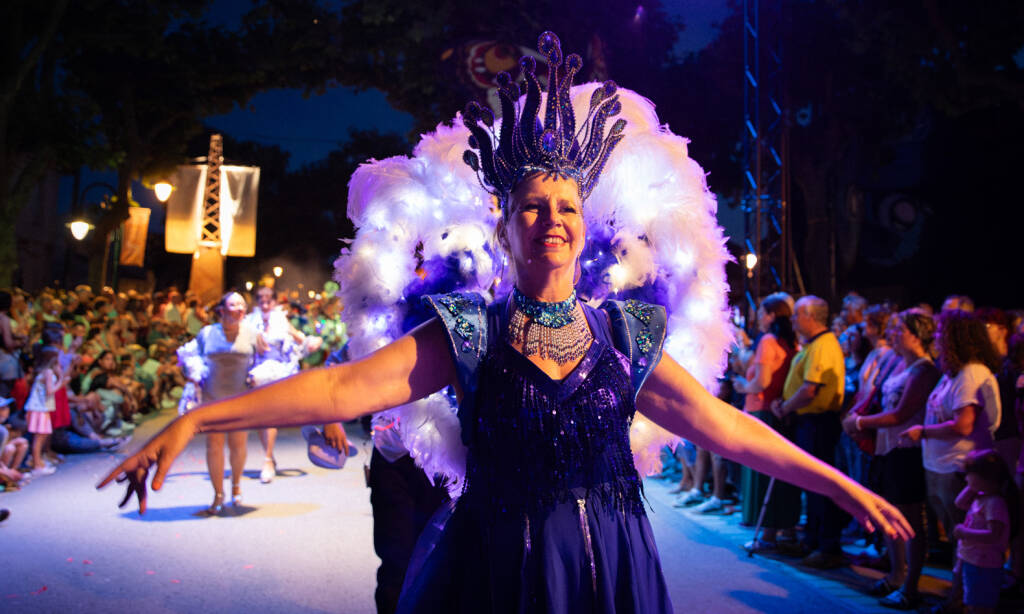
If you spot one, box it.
[744,253,758,271]
[245,281,253,291]
[68,220,93,241]
[273,266,283,278]
[308,290,315,299]
[153,182,173,203]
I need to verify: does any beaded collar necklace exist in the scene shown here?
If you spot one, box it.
[508,287,592,364]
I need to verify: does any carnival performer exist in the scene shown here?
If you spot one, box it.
[102,32,912,612]
[176,291,265,515]
[244,285,320,483]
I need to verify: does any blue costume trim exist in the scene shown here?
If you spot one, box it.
[423,292,667,438]
[599,299,667,400]
[422,292,488,446]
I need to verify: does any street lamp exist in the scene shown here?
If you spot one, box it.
[153,181,173,203]
[68,220,94,241]
[744,252,758,277]
[272,266,283,278]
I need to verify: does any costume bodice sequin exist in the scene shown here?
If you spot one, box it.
[461,304,644,516]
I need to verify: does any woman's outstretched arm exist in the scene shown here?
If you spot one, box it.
[97,319,454,512]
[637,352,914,541]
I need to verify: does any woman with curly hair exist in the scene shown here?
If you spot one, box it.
[901,309,1002,611]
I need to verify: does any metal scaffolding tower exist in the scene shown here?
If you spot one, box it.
[741,0,797,316]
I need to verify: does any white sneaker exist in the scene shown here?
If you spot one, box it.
[673,488,704,507]
[33,465,56,476]
[693,496,723,514]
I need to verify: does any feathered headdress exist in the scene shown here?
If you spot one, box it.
[462,31,626,213]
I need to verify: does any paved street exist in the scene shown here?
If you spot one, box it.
[1,408,952,613]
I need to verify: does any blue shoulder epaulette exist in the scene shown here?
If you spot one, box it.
[599,299,668,399]
[422,291,488,445]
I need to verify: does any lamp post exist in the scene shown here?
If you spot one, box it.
[67,181,117,289]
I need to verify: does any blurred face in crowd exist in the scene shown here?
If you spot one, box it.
[863,317,886,345]
[986,321,1009,357]
[791,304,815,339]
[220,293,246,326]
[839,303,862,326]
[891,317,917,355]
[756,305,774,333]
[256,287,275,314]
[98,352,117,373]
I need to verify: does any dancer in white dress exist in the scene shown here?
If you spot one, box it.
[177,292,264,514]
[244,286,320,483]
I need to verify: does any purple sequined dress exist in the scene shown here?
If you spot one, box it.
[397,302,673,613]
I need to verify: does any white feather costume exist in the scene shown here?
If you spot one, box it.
[334,84,733,494]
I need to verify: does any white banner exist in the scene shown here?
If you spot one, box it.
[163,164,259,256]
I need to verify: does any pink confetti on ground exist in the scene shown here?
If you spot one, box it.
[146,571,155,575]
[30,586,47,596]
[84,572,94,577]
[170,579,181,584]
[82,560,92,565]
[6,594,19,599]
[174,533,181,539]
[66,557,73,562]
[243,564,254,569]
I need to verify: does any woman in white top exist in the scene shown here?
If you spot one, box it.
[901,308,1002,609]
[244,286,317,483]
[177,292,265,514]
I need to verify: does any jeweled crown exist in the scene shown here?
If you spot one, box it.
[462,31,626,216]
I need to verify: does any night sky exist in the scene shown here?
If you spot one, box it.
[202,0,730,170]
[61,1,732,229]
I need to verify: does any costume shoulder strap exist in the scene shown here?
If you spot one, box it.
[421,291,488,400]
[600,299,668,398]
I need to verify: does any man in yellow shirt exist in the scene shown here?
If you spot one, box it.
[773,295,847,569]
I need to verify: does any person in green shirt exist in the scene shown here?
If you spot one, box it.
[773,295,847,569]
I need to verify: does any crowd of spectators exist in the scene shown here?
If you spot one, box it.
[666,292,1023,612]
[0,284,348,496]
[3,281,1021,609]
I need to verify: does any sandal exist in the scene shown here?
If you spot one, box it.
[867,578,898,597]
[879,589,920,610]
[195,493,224,517]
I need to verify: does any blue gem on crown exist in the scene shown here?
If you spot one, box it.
[462,31,627,215]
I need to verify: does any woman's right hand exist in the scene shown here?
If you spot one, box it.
[96,415,198,514]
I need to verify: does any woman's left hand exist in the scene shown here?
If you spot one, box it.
[832,479,914,542]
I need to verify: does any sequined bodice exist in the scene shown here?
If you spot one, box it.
[462,306,644,516]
